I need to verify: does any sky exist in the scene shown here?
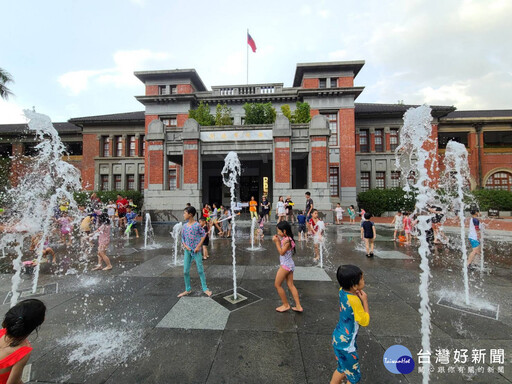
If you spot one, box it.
[1,0,511,124]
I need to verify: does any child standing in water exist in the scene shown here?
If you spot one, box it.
[0,299,46,384]
[199,217,210,260]
[272,221,303,313]
[92,213,112,271]
[178,206,212,297]
[334,203,344,225]
[391,211,403,241]
[297,211,307,241]
[309,209,324,261]
[467,209,481,270]
[347,205,356,224]
[360,212,376,258]
[331,265,370,384]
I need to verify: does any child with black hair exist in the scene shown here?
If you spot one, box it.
[272,221,303,313]
[467,209,481,270]
[0,299,46,384]
[178,206,212,298]
[92,213,112,271]
[198,217,210,260]
[331,265,370,384]
[360,212,376,257]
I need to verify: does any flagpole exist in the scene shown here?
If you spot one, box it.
[246,28,249,85]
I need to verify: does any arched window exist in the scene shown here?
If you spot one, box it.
[485,171,512,191]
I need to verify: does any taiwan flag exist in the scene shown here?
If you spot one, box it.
[247,32,257,53]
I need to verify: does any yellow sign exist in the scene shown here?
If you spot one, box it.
[263,177,269,194]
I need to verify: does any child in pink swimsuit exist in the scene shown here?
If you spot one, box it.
[272,221,303,313]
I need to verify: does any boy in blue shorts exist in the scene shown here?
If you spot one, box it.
[125,205,139,238]
[331,265,370,384]
[297,211,307,241]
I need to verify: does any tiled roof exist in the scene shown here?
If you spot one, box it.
[444,110,512,119]
[68,111,145,124]
[0,122,81,134]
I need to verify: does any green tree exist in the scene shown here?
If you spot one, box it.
[0,68,14,100]
[188,101,215,126]
[243,102,276,124]
[280,102,311,124]
[215,103,233,126]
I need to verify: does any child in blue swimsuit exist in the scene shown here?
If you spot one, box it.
[331,265,370,384]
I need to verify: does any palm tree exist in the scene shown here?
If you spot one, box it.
[0,68,14,100]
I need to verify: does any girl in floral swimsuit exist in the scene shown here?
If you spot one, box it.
[272,221,303,313]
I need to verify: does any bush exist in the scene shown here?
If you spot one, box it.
[189,101,215,126]
[74,191,144,210]
[471,189,512,211]
[280,102,311,124]
[215,103,232,126]
[357,188,416,216]
[243,102,276,124]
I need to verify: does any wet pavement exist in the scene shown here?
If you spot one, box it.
[1,221,511,383]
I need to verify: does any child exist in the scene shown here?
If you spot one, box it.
[257,213,265,240]
[359,208,366,222]
[272,221,303,313]
[391,211,403,241]
[220,208,230,238]
[178,206,212,297]
[297,211,307,241]
[276,196,286,223]
[334,203,344,225]
[360,212,376,257]
[57,211,73,246]
[347,205,356,224]
[249,196,258,220]
[0,299,46,384]
[92,213,112,271]
[467,209,481,270]
[199,217,210,260]
[30,233,56,264]
[125,206,139,238]
[309,209,324,261]
[107,200,116,226]
[331,265,370,384]
[403,212,412,245]
[285,196,295,223]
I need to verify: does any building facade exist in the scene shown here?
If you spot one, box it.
[1,60,511,220]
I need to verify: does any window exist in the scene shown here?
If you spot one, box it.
[391,171,401,188]
[438,132,469,149]
[169,169,177,190]
[330,78,338,88]
[330,167,339,197]
[322,112,338,147]
[319,78,327,88]
[102,136,110,157]
[114,175,121,190]
[359,129,369,153]
[390,129,399,151]
[170,85,177,94]
[407,171,417,185]
[376,171,386,189]
[158,85,169,95]
[24,143,38,156]
[129,136,136,157]
[65,142,82,156]
[115,136,123,157]
[484,131,512,148]
[139,174,145,190]
[375,129,384,152]
[360,171,370,192]
[485,171,512,191]
[101,175,109,191]
[127,174,135,190]
[0,144,12,157]
[140,135,145,157]
[162,117,177,128]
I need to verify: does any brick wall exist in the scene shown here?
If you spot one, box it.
[302,78,319,88]
[339,108,356,188]
[183,140,199,184]
[311,137,328,183]
[81,134,99,190]
[337,76,354,87]
[148,142,164,185]
[146,85,159,96]
[177,84,193,94]
[177,113,189,127]
[274,137,291,183]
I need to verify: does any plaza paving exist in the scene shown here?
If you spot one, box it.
[1,222,511,383]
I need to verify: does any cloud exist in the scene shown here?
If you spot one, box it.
[0,99,28,124]
[58,50,172,95]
